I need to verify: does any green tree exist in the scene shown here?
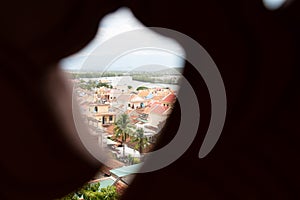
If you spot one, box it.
[131,128,150,155]
[128,154,141,165]
[113,114,135,158]
[58,182,118,200]
[57,193,78,200]
[136,86,148,91]
[99,186,118,200]
[97,82,112,88]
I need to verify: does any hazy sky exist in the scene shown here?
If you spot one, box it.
[60,1,287,71]
[60,7,185,71]
[262,0,287,10]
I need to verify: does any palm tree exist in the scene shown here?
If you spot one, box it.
[131,128,150,156]
[113,114,134,158]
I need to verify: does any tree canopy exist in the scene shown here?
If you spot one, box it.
[113,114,135,157]
[57,182,118,200]
[136,86,149,91]
[131,128,150,154]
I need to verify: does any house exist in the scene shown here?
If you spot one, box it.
[94,87,111,102]
[115,85,128,93]
[128,94,148,109]
[89,104,116,127]
[116,94,131,111]
[137,89,150,98]
[161,92,176,108]
[148,104,170,127]
[109,89,123,101]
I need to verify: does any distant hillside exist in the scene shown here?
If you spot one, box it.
[156,67,183,75]
[65,66,183,79]
[130,66,183,75]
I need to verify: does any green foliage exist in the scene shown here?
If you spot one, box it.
[82,185,118,200]
[132,75,153,83]
[127,85,132,89]
[66,71,181,85]
[133,157,140,164]
[127,156,140,165]
[97,82,111,88]
[57,182,118,200]
[89,183,101,192]
[57,192,78,200]
[136,86,149,91]
[78,80,97,91]
[131,128,150,154]
[79,83,92,91]
[132,74,179,84]
[99,186,118,200]
[77,80,112,91]
[67,72,122,78]
[113,114,135,157]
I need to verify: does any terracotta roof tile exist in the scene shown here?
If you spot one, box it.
[150,105,168,115]
[152,95,164,101]
[162,93,176,103]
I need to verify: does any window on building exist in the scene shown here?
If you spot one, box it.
[109,116,113,121]
[94,106,98,112]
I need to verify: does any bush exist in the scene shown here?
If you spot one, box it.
[57,182,118,200]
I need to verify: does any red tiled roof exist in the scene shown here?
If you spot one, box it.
[162,93,176,103]
[149,101,161,107]
[143,106,152,114]
[152,95,164,101]
[150,105,168,115]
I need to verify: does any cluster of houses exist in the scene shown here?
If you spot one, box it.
[70,77,178,197]
[76,80,176,144]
